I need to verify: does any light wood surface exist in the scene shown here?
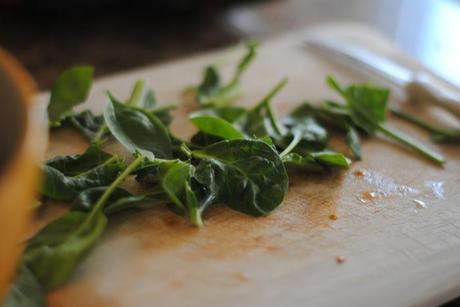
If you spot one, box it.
[37,23,460,307]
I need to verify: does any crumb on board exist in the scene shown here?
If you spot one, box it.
[336,256,345,264]
[232,272,250,282]
[329,213,338,220]
[353,170,365,177]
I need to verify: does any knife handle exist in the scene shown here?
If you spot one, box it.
[406,73,460,119]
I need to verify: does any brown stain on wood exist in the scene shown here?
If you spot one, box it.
[48,282,118,307]
[98,168,346,263]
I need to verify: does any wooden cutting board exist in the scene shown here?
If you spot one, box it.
[37,23,460,307]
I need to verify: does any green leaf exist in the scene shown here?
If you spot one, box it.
[312,151,351,168]
[138,159,209,226]
[281,153,324,172]
[290,102,351,131]
[345,126,362,160]
[239,78,288,139]
[150,105,176,127]
[47,66,94,126]
[46,144,114,175]
[103,99,173,160]
[66,110,105,141]
[328,76,389,134]
[282,150,350,171]
[17,156,143,296]
[190,111,246,140]
[193,139,289,216]
[201,106,247,123]
[281,112,328,154]
[40,145,124,201]
[196,67,221,106]
[190,132,225,147]
[2,265,45,307]
[23,211,107,290]
[72,187,147,215]
[161,161,194,215]
[328,76,445,165]
[194,42,258,108]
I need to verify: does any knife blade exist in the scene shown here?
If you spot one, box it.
[303,38,460,118]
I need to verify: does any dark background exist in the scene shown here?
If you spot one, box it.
[0,0,256,89]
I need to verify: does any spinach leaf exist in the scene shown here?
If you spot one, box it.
[40,145,124,201]
[281,153,324,171]
[190,131,225,147]
[282,150,350,171]
[193,139,288,216]
[103,99,173,160]
[47,66,94,126]
[2,265,45,307]
[66,82,172,143]
[238,78,288,139]
[46,144,114,175]
[23,211,107,290]
[194,42,258,108]
[160,161,194,216]
[72,187,151,215]
[136,159,209,226]
[345,126,362,160]
[66,110,105,141]
[189,107,248,146]
[328,76,445,165]
[328,76,388,134]
[312,150,351,168]
[190,110,245,140]
[288,102,361,159]
[195,66,221,106]
[150,104,176,127]
[24,156,144,291]
[161,161,212,226]
[206,106,248,123]
[280,112,328,155]
[283,114,327,146]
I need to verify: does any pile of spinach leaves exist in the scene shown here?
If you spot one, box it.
[3,42,447,307]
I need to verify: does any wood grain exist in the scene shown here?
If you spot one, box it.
[36,23,460,307]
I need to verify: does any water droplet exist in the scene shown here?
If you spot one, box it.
[424,181,445,199]
[358,191,377,203]
[413,199,427,209]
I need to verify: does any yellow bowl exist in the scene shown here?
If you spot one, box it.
[0,49,47,299]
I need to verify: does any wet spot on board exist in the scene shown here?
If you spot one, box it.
[358,191,378,203]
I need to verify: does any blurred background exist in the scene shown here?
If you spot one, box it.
[0,0,459,90]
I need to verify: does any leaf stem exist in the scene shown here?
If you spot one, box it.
[189,206,203,227]
[92,126,108,144]
[252,78,288,112]
[126,80,147,107]
[88,156,144,220]
[280,129,302,157]
[377,123,445,166]
[391,108,459,138]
